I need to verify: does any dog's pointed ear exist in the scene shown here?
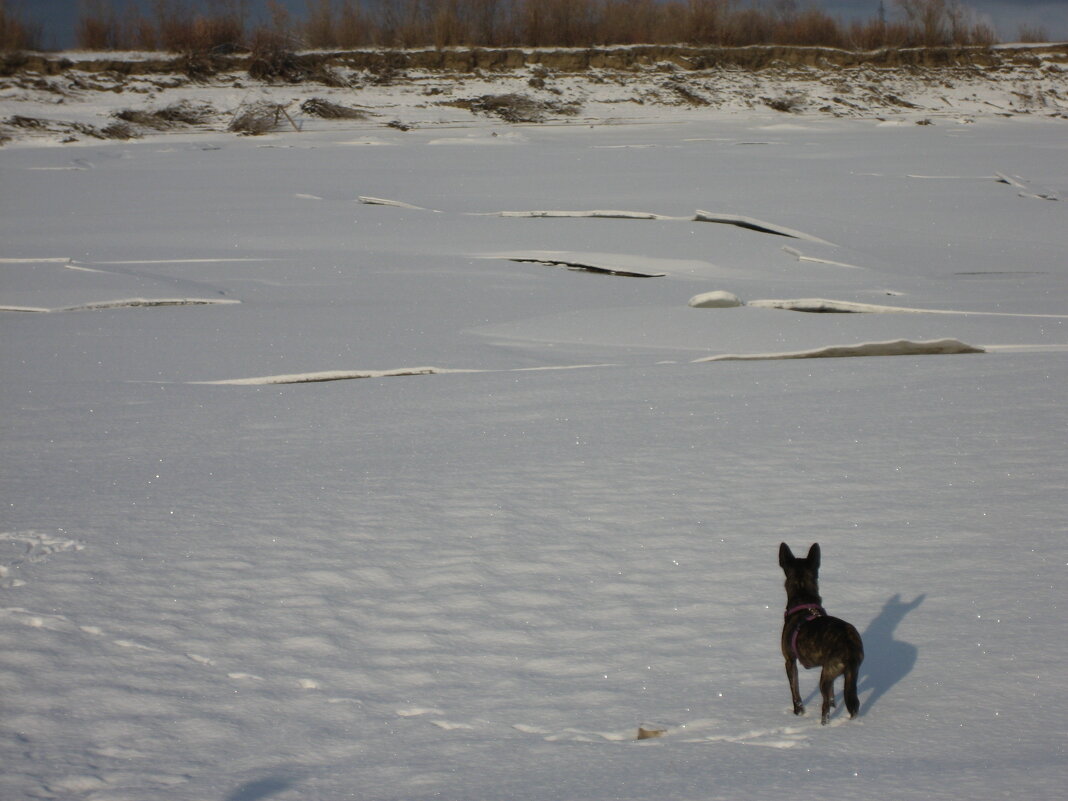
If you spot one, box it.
[807,543,821,570]
[779,542,794,569]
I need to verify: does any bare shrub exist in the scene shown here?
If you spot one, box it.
[7,113,48,129]
[113,107,169,129]
[1,0,42,50]
[300,97,369,119]
[775,9,845,47]
[156,0,244,53]
[724,8,774,46]
[100,120,138,139]
[450,92,581,123]
[848,18,913,49]
[71,0,1004,54]
[515,0,598,47]
[764,91,807,113]
[114,100,215,130]
[664,78,710,105]
[247,28,303,81]
[76,0,122,49]
[228,101,292,135]
[1016,24,1049,43]
[157,99,215,124]
[894,0,992,46]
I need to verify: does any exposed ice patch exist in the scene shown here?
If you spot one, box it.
[0,257,74,263]
[0,298,241,313]
[906,174,992,180]
[981,344,1068,353]
[994,171,1027,188]
[689,290,743,308]
[693,211,835,245]
[89,259,272,265]
[694,338,985,361]
[506,255,666,277]
[781,246,863,269]
[994,171,1058,201]
[194,363,617,386]
[491,209,672,220]
[195,367,448,385]
[748,297,1068,318]
[748,298,924,314]
[480,250,720,278]
[358,196,430,210]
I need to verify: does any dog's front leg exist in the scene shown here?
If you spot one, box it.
[785,657,803,715]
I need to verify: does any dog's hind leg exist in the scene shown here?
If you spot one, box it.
[843,661,861,719]
[786,657,804,715]
[818,669,838,725]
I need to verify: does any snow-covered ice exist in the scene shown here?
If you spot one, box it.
[692,337,985,361]
[2,76,1067,801]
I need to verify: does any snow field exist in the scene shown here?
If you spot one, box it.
[2,111,1067,800]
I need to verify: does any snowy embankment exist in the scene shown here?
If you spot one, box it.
[2,43,1067,145]
[1,54,1067,801]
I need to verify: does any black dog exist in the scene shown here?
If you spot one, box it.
[779,542,864,724]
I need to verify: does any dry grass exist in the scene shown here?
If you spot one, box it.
[228,100,300,135]
[113,101,216,130]
[300,97,370,119]
[447,92,582,122]
[72,0,1001,53]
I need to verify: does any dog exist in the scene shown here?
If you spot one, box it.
[779,542,864,724]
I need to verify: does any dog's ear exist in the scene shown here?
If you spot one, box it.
[779,542,794,569]
[807,543,821,570]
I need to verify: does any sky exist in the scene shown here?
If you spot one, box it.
[13,0,1068,51]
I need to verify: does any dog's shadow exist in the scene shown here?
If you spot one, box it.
[856,593,925,715]
[801,593,924,718]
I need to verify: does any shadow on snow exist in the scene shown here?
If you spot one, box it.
[857,593,926,716]
[798,592,924,720]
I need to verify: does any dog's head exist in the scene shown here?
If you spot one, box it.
[779,542,821,599]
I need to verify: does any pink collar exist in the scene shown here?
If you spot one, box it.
[784,602,825,620]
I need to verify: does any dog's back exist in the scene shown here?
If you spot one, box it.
[792,615,863,717]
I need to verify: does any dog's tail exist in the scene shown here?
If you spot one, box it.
[844,629,864,719]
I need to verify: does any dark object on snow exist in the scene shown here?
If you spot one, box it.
[779,542,864,724]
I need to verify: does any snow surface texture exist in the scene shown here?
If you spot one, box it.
[2,68,1068,801]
